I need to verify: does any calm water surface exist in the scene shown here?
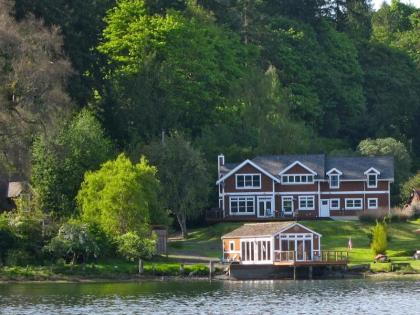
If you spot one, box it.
[0,279,419,314]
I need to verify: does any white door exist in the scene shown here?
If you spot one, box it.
[320,199,330,217]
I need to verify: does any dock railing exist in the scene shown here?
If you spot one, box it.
[274,250,348,263]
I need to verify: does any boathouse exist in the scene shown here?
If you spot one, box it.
[221,222,348,279]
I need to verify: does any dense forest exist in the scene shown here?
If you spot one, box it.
[1,0,420,227]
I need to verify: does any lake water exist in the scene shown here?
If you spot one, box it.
[1,279,419,314]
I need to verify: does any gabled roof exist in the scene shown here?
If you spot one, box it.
[216,159,281,184]
[216,154,394,184]
[326,156,394,180]
[326,168,343,175]
[278,161,317,175]
[221,222,321,238]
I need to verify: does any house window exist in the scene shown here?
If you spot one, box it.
[230,196,255,214]
[299,196,315,210]
[330,199,340,210]
[282,196,294,214]
[229,241,235,251]
[368,198,378,209]
[367,174,377,188]
[236,174,261,189]
[329,174,340,189]
[282,175,314,185]
[219,198,223,209]
[345,198,363,210]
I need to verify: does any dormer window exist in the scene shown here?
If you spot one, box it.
[367,174,377,188]
[326,168,342,189]
[364,167,380,189]
[329,174,340,189]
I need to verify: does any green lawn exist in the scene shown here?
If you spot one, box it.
[169,219,420,271]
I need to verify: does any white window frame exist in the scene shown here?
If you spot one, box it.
[235,174,261,189]
[329,174,340,189]
[282,196,294,214]
[368,198,378,209]
[229,240,235,251]
[229,196,255,215]
[367,174,378,188]
[345,198,363,210]
[330,198,340,210]
[281,174,314,185]
[298,196,315,210]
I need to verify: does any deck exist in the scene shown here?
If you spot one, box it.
[272,250,348,267]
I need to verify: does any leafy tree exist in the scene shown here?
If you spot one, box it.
[400,172,420,203]
[77,154,162,237]
[97,0,254,145]
[358,137,411,185]
[358,137,412,204]
[44,220,99,264]
[371,221,388,256]
[32,109,115,217]
[144,134,210,238]
[117,231,156,273]
[14,0,116,105]
[0,214,16,265]
[0,1,73,175]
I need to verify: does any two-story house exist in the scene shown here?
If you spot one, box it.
[214,154,394,220]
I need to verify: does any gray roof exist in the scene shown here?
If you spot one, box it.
[326,156,394,180]
[222,222,295,238]
[220,154,394,181]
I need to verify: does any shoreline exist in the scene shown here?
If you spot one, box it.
[1,271,420,284]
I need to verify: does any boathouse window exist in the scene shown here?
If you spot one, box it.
[230,196,255,214]
[236,174,261,189]
[299,196,315,210]
[345,198,363,210]
[368,198,378,209]
[229,241,235,251]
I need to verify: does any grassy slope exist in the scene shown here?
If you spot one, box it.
[169,219,420,270]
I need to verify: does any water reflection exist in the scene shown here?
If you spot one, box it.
[0,279,419,314]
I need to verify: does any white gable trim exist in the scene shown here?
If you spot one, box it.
[216,159,280,184]
[326,168,343,175]
[276,222,322,237]
[278,161,317,175]
[364,167,380,175]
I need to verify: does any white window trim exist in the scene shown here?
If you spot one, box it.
[229,240,235,251]
[282,196,294,214]
[345,198,363,210]
[235,173,261,189]
[368,198,378,209]
[330,198,340,210]
[329,174,340,189]
[298,196,315,210]
[229,196,255,215]
[281,174,315,185]
[367,173,378,188]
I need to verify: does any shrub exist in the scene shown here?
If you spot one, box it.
[358,208,389,223]
[43,220,99,264]
[371,221,388,256]
[117,232,157,262]
[5,249,34,266]
[389,207,415,222]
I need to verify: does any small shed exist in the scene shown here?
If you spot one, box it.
[152,225,168,255]
[222,222,322,265]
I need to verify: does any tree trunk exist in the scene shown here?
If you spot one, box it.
[138,258,144,274]
[176,214,188,239]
